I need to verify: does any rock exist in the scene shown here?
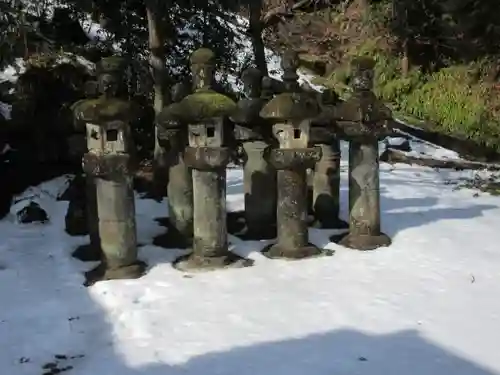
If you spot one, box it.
[17,202,49,224]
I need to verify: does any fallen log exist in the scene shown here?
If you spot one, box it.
[390,119,500,163]
[380,148,500,171]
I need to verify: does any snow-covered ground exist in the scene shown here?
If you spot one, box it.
[2,9,500,375]
[1,139,500,375]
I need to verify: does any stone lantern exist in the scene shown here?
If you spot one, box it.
[173,48,253,271]
[229,67,277,240]
[259,50,327,260]
[155,82,193,248]
[309,88,347,229]
[69,79,101,262]
[330,56,394,250]
[75,56,146,285]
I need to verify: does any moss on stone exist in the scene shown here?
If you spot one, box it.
[177,89,236,123]
[190,48,215,66]
[334,91,392,123]
[156,102,184,128]
[260,92,319,122]
[72,96,135,123]
[230,98,266,125]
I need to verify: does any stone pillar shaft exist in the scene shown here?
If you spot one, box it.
[276,168,308,250]
[85,174,100,250]
[312,142,341,227]
[95,176,138,268]
[192,168,227,258]
[167,151,193,241]
[242,140,276,236]
[348,140,381,236]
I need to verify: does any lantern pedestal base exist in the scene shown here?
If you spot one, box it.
[83,260,147,286]
[330,232,392,251]
[72,243,102,262]
[153,221,192,249]
[261,243,334,260]
[227,211,277,240]
[173,252,254,272]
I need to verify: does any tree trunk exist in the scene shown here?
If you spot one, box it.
[249,0,268,75]
[145,0,169,197]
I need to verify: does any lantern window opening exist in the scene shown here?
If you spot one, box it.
[293,128,301,139]
[90,129,99,140]
[207,126,215,138]
[107,129,118,142]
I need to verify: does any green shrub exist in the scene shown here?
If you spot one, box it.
[324,43,500,151]
[399,65,500,148]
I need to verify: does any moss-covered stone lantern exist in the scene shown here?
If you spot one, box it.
[173,48,253,271]
[330,56,394,250]
[74,56,146,285]
[259,50,326,260]
[70,78,101,263]
[309,88,347,229]
[229,67,277,240]
[155,82,193,248]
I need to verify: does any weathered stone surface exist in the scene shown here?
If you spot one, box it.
[260,93,319,122]
[311,142,347,229]
[76,55,145,282]
[240,140,277,239]
[333,91,394,140]
[96,176,138,268]
[72,175,101,262]
[333,58,395,141]
[165,151,193,247]
[335,140,391,250]
[330,58,392,250]
[72,97,137,124]
[154,82,193,249]
[84,260,146,287]
[229,68,277,240]
[261,166,331,259]
[265,147,321,170]
[173,48,250,270]
[308,88,346,229]
[82,153,135,179]
[184,146,232,170]
[178,91,237,123]
[259,50,327,259]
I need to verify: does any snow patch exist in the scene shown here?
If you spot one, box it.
[1,149,500,374]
